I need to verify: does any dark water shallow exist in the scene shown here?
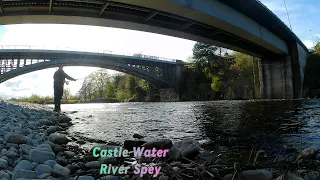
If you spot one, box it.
[58,99,320,161]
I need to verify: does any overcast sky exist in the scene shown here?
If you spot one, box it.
[0,0,319,99]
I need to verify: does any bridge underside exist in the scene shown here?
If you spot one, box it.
[0,0,286,58]
[0,50,182,89]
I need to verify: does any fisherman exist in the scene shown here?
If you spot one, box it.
[53,65,76,112]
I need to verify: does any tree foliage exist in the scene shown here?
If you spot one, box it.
[181,42,255,100]
[77,70,160,102]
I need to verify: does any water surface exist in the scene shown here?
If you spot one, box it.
[59,99,320,160]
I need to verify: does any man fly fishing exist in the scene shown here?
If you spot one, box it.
[53,65,76,112]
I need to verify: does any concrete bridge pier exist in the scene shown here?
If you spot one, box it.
[159,60,184,102]
[259,42,308,99]
[174,60,184,92]
[259,56,294,99]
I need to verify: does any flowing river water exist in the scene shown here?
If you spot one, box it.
[58,99,320,162]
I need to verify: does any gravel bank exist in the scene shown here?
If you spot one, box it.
[1,100,320,180]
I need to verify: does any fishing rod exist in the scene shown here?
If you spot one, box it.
[64,77,86,85]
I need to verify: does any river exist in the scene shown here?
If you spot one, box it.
[58,99,320,162]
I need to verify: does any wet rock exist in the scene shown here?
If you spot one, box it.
[58,123,70,128]
[38,173,51,179]
[124,140,146,151]
[43,160,58,168]
[143,139,173,149]
[13,160,33,172]
[34,164,52,175]
[64,151,75,158]
[133,133,144,139]
[38,119,53,126]
[0,171,10,179]
[36,143,53,153]
[12,169,37,180]
[55,115,71,124]
[0,129,5,136]
[77,140,86,145]
[6,143,19,149]
[158,175,169,180]
[45,126,61,135]
[77,176,95,180]
[66,164,79,174]
[48,133,70,145]
[20,155,29,160]
[168,139,200,160]
[0,161,7,170]
[305,174,319,180]
[275,174,303,180]
[56,157,68,166]
[20,128,31,135]
[85,161,101,169]
[296,147,319,161]
[52,164,70,178]
[42,141,55,148]
[6,149,19,158]
[20,144,34,155]
[0,138,4,144]
[224,169,272,180]
[5,134,24,144]
[0,158,8,166]
[29,149,55,164]
[1,149,7,156]
[196,151,218,164]
[53,144,64,153]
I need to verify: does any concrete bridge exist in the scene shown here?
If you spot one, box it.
[0,47,185,89]
[0,0,310,99]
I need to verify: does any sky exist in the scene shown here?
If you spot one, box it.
[0,0,319,99]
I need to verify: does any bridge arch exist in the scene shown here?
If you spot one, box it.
[0,58,173,88]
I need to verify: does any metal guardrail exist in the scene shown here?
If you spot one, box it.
[0,45,179,62]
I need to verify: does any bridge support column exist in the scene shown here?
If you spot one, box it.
[288,41,309,98]
[259,41,309,99]
[174,60,184,93]
[259,56,293,99]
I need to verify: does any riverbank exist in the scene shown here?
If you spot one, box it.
[0,100,320,179]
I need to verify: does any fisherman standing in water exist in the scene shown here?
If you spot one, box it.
[53,65,76,112]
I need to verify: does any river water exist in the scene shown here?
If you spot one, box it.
[60,99,320,161]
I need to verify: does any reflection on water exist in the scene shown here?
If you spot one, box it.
[60,99,320,159]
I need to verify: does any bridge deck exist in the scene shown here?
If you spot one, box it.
[0,0,290,57]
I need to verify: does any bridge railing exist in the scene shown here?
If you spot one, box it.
[0,45,179,63]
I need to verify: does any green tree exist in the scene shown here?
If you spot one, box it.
[227,52,254,99]
[92,69,109,99]
[62,88,71,101]
[29,94,41,103]
[125,75,137,97]
[105,83,116,98]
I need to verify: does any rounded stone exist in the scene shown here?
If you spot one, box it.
[53,164,70,178]
[29,149,55,164]
[0,162,7,170]
[12,169,37,180]
[13,160,33,172]
[48,133,69,145]
[43,160,58,168]
[77,176,95,180]
[85,161,101,169]
[64,151,75,158]
[34,164,53,175]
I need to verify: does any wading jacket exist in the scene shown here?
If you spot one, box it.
[53,69,75,87]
